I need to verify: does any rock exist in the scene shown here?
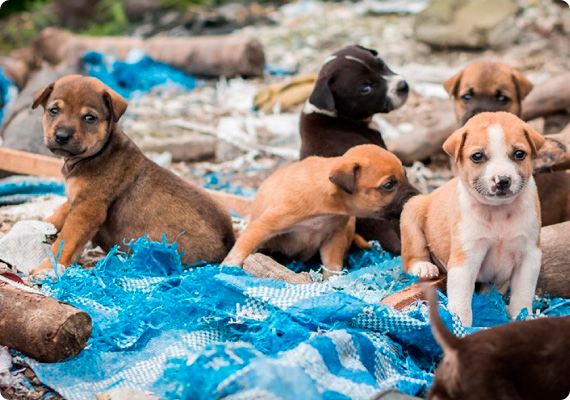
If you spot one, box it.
[414,0,521,49]
[137,134,216,162]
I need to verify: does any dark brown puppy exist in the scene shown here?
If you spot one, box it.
[300,45,418,253]
[444,61,570,227]
[426,288,570,400]
[30,75,234,274]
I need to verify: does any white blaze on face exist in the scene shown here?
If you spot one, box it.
[385,75,407,109]
[484,124,520,196]
[0,0,7,8]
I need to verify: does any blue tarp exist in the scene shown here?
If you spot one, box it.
[0,67,16,126]
[82,50,198,99]
[22,238,570,400]
[0,176,65,206]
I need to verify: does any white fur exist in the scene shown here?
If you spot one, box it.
[323,55,337,65]
[384,75,407,109]
[303,101,337,118]
[447,126,541,326]
[344,55,368,67]
[410,261,439,279]
[482,124,521,201]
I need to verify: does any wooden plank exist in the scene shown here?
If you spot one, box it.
[0,148,63,179]
[380,276,447,310]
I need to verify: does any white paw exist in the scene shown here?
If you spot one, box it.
[409,261,440,280]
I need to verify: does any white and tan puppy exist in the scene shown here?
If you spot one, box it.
[401,112,545,326]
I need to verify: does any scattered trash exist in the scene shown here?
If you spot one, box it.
[0,68,17,127]
[0,176,65,206]
[0,221,56,275]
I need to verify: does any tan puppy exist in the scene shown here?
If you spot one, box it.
[30,75,235,274]
[444,61,533,127]
[445,61,570,226]
[401,112,545,326]
[222,145,416,277]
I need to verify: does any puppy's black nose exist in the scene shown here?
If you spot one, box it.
[496,175,511,190]
[54,129,72,145]
[396,80,409,94]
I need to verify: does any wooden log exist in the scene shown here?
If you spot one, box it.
[0,148,63,178]
[242,253,313,284]
[534,123,570,172]
[0,282,91,362]
[34,27,265,78]
[536,221,570,298]
[380,276,446,310]
[522,72,570,121]
[385,107,457,164]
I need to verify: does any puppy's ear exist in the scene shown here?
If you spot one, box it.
[511,70,533,101]
[523,124,545,157]
[330,162,360,194]
[103,89,128,123]
[309,76,335,111]
[355,44,378,56]
[443,127,468,163]
[32,83,55,109]
[443,70,463,97]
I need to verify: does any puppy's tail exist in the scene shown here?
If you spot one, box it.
[424,286,461,350]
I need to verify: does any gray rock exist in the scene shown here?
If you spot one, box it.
[414,0,521,49]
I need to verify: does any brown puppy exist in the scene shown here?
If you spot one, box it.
[300,45,417,254]
[401,112,544,326]
[221,145,414,277]
[445,61,570,226]
[30,75,234,274]
[425,287,570,400]
[444,61,533,127]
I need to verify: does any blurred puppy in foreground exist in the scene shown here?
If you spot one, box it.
[222,145,416,278]
[425,287,570,400]
[401,112,544,326]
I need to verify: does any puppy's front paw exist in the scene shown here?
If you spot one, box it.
[221,254,245,268]
[409,261,440,280]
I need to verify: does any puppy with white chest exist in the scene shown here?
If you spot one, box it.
[401,112,545,326]
[222,145,415,278]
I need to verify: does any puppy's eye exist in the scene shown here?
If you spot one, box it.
[49,107,59,116]
[361,85,372,95]
[83,114,97,123]
[513,150,526,160]
[496,93,510,103]
[461,93,472,102]
[380,181,397,191]
[470,152,485,163]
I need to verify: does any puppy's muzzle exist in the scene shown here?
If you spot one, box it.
[54,128,73,145]
[493,175,512,196]
[396,80,409,95]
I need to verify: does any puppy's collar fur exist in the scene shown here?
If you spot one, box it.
[303,101,338,118]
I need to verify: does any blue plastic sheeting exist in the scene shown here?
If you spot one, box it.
[0,176,65,206]
[24,238,570,400]
[82,50,198,99]
[0,68,16,126]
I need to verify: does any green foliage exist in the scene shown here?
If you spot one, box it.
[0,0,55,53]
[81,0,129,36]
[0,0,49,19]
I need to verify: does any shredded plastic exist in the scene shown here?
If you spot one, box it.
[20,237,570,400]
[82,50,198,99]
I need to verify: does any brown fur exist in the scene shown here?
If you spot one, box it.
[425,287,570,400]
[30,75,234,274]
[445,61,570,227]
[222,144,413,278]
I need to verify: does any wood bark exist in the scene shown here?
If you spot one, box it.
[34,28,265,78]
[534,124,570,172]
[522,72,570,121]
[536,221,570,298]
[242,253,313,284]
[0,282,91,362]
[380,276,446,310]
